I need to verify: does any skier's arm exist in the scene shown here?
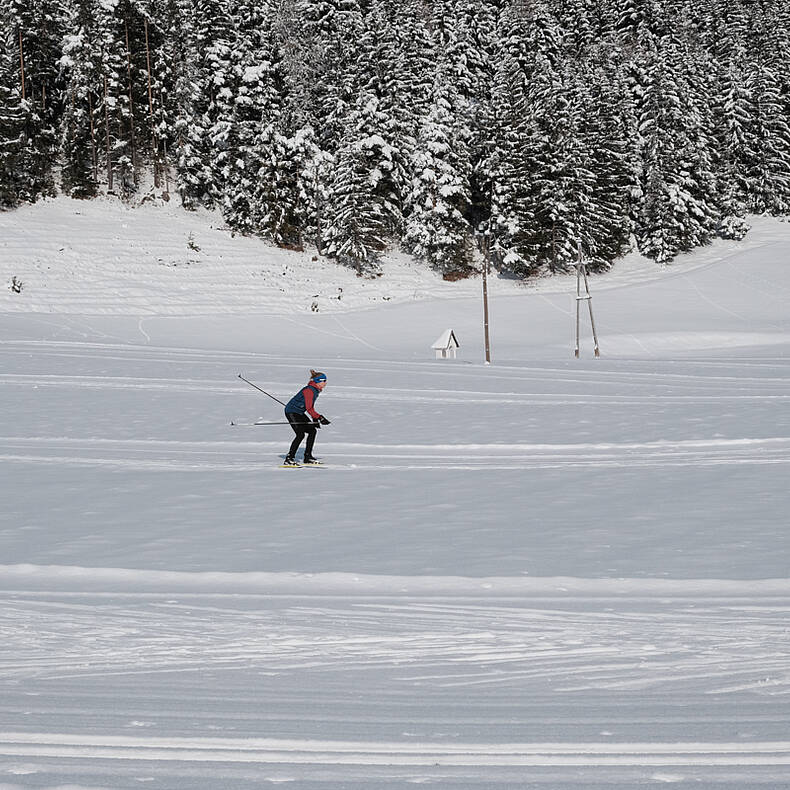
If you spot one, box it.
[303,387,321,420]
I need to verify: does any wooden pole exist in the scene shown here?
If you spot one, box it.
[88,92,98,185]
[104,75,113,192]
[144,19,159,188]
[18,28,26,101]
[574,243,600,358]
[158,85,170,197]
[482,234,491,365]
[124,19,138,183]
[582,262,600,357]
[575,261,581,358]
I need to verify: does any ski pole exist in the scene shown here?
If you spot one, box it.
[238,374,286,406]
[231,420,332,427]
[230,421,295,426]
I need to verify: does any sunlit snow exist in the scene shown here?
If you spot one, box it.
[1,197,788,789]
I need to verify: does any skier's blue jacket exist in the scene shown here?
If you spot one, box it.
[285,383,322,419]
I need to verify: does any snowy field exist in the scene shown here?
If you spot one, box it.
[1,198,789,788]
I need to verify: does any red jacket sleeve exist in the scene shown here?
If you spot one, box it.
[303,387,321,420]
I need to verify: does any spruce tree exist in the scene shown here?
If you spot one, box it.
[5,0,62,203]
[741,3,790,214]
[403,61,473,278]
[299,0,364,151]
[0,19,26,207]
[634,38,718,262]
[59,0,100,198]
[222,0,282,234]
[322,95,388,275]
[174,0,234,208]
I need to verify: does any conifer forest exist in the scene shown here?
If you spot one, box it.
[2,0,790,278]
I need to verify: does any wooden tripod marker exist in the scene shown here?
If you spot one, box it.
[575,245,600,358]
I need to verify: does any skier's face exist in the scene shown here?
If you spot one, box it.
[315,380,326,390]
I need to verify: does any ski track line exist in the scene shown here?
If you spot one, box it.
[0,733,788,767]
[3,454,790,472]
[5,339,790,384]
[4,566,789,597]
[5,436,790,451]
[5,372,790,398]
[2,436,790,471]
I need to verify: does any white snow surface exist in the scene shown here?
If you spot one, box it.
[1,196,789,789]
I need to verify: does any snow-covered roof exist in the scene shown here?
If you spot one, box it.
[432,329,460,349]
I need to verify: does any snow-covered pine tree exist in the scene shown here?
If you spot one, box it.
[488,47,534,276]
[573,56,637,268]
[4,0,62,204]
[617,0,664,44]
[392,0,434,125]
[523,52,595,274]
[299,0,364,152]
[491,1,592,276]
[706,0,752,236]
[556,0,600,58]
[301,143,334,254]
[0,18,26,207]
[173,0,234,208]
[221,0,281,234]
[321,94,389,276]
[354,0,416,236]
[438,0,499,234]
[139,2,177,195]
[0,0,25,205]
[116,0,154,193]
[403,59,473,278]
[634,37,718,263]
[159,0,200,203]
[59,0,100,198]
[93,0,138,196]
[740,2,790,215]
[253,126,316,249]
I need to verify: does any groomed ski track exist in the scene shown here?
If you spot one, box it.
[1,572,789,787]
[3,435,790,471]
[3,293,790,786]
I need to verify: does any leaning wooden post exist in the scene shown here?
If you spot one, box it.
[575,242,600,358]
[583,261,600,357]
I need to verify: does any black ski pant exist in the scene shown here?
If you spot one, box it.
[285,412,317,460]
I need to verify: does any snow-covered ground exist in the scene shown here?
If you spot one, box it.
[1,197,789,788]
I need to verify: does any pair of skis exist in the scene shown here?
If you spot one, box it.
[279,460,325,468]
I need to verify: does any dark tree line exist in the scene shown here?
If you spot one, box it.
[2,0,789,277]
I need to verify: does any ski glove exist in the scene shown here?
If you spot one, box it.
[318,415,331,425]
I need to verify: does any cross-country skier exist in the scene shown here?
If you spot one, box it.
[283,369,331,466]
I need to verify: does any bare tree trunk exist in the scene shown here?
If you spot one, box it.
[158,85,170,198]
[104,75,113,191]
[124,19,138,184]
[18,28,26,101]
[144,19,159,187]
[88,92,98,184]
